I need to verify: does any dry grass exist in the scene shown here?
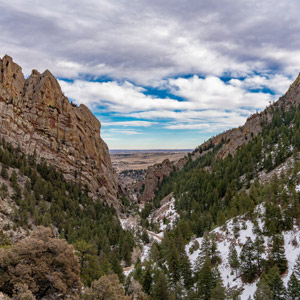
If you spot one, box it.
[111,151,189,172]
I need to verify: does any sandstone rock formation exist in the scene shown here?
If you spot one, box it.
[136,159,173,203]
[0,55,119,208]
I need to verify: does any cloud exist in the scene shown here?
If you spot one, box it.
[229,74,292,95]
[59,74,280,116]
[59,74,285,135]
[1,1,300,84]
[102,121,155,127]
[167,75,277,110]
[1,0,299,148]
[58,80,194,113]
[108,129,142,135]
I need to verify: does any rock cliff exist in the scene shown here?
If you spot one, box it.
[0,55,119,208]
[136,159,173,203]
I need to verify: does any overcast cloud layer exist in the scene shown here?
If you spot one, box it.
[1,0,300,149]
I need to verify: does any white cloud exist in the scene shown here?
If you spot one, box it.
[1,1,300,83]
[58,80,194,113]
[230,74,292,95]
[108,129,142,135]
[59,75,279,117]
[59,74,285,135]
[102,121,155,127]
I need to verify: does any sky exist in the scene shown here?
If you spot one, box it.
[1,0,300,149]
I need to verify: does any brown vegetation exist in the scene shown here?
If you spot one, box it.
[0,227,81,300]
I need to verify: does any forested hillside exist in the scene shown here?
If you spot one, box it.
[131,80,300,299]
[0,138,134,293]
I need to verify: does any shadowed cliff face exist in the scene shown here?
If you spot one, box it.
[0,55,119,208]
[135,159,173,203]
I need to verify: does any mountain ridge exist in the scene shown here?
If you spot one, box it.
[0,55,119,208]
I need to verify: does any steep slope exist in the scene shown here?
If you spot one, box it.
[0,55,118,207]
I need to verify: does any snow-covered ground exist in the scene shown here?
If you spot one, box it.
[121,196,179,276]
[186,204,300,299]
[148,197,179,232]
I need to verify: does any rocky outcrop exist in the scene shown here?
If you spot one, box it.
[0,55,119,208]
[136,159,173,203]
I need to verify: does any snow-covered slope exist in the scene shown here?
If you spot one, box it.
[186,204,300,299]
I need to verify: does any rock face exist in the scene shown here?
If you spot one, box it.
[136,159,173,203]
[0,55,119,208]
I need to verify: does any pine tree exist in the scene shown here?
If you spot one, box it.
[254,235,265,273]
[1,166,9,179]
[180,253,193,288]
[240,237,258,282]
[152,271,169,300]
[254,275,273,300]
[197,258,214,300]
[166,239,180,283]
[211,278,227,300]
[294,254,300,281]
[287,272,300,300]
[228,243,240,276]
[110,251,125,283]
[267,266,286,300]
[142,263,152,295]
[270,234,287,274]
[86,274,130,300]
[195,231,212,274]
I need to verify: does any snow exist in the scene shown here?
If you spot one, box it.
[121,181,300,297]
[120,198,179,277]
[140,244,151,262]
[282,228,300,285]
[186,203,300,299]
[148,197,179,232]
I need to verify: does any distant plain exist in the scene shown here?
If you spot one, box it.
[110,150,191,172]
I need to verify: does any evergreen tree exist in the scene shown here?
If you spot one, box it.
[267,266,286,300]
[152,271,169,300]
[1,166,9,179]
[254,275,273,300]
[197,258,214,300]
[86,274,130,300]
[270,234,287,274]
[166,239,180,283]
[294,254,300,281]
[254,235,265,273]
[287,272,300,300]
[228,243,240,276]
[240,237,257,282]
[195,231,213,276]
[180,253,193,288]
[110,251,125,283]
[142,263,152,295]
[211,278,227,300]
[10,170,18,187]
